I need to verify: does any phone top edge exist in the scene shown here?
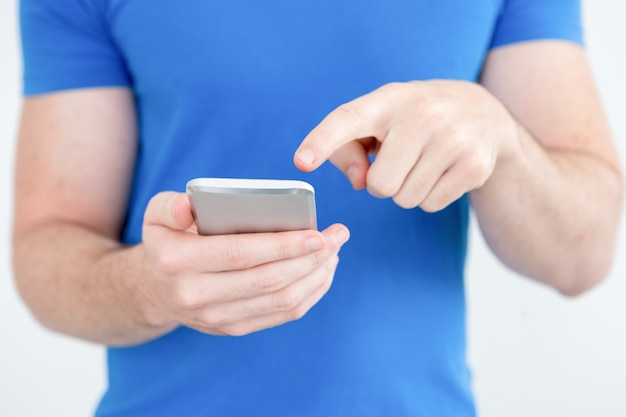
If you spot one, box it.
[186,178,315,194]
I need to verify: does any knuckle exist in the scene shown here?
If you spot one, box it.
[273,287,300,311]
[405,80,424,95]
[316,256,338,289]
[309,248,329,270]
[393,193,418,209]
[380,81,407,96]
[444,126,468,150]
[156,250,184,277]
[255,267,287,293]
[464,152,491,180]
[201,309,228,328]
[320,275,334,296]
[288,303,310,321]
[420,100,447,126]
[224,242,251,270]
[420,197,445,213]
[173,287,202,310]
[272,233,297,258]
[419,202,438,213]
[324,255,339,278]
[223,324,250,337]
[367,175,399,198]
[327,253,340,269]
[336,102,366,129]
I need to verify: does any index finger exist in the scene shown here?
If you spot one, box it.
[294,85,394,172]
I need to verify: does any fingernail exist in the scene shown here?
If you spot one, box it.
[335,229,350,246]
[306,236,323,252]
[297,149,315,165]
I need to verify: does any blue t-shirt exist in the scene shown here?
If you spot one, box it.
[20,1,582,416]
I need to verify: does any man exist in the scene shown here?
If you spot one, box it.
[13,0,623,416]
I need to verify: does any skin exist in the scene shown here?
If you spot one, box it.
[12,41,624,346]
[13,89,349,345]
[295,42,623,295]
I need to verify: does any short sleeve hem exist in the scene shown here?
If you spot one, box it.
[21,0,132,96]
[490,0,583,49]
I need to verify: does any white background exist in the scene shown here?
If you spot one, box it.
[1,1,624,416]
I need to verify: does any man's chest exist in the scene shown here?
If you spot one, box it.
[105,0,502,99]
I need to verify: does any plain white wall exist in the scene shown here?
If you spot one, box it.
[466,2,626,416]
[0,3,107,416]
[0,1,623,416]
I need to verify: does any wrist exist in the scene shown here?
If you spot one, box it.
[120,244,178,333]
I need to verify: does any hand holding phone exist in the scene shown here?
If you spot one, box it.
[139,189,347,337]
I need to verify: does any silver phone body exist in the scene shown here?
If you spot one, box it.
[186,178,317,235]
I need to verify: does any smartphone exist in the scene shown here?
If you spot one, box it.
[186,178,317,235]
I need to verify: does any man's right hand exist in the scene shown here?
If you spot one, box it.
[138,192,350,336]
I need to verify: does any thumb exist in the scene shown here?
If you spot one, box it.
[328,139,372,190]
[144,192,195,231]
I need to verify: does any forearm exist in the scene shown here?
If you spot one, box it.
[12,222,176,346]
[470,123,624,295]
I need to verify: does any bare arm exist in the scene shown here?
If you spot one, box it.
[12,89,348,346]
[11,89,157,344]
[294,41,623,296]
[472,42,623,295]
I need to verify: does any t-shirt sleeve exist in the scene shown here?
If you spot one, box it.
[20,0,131,96]
[490,0,583,49]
